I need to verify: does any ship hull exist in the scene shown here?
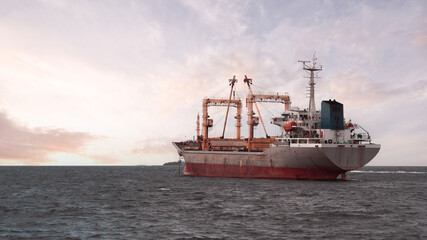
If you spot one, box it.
[184,162,340,179]
[174,142,381,180]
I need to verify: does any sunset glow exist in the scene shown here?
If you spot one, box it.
[0,0,426,165]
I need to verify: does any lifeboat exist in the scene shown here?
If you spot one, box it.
[284,121,297,132]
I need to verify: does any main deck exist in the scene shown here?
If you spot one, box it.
[173,139,380,180]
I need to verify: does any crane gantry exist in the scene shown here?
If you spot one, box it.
[199,76,291,152]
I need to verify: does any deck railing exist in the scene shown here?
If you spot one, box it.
[275,137,371,145]
[276,138,322,144]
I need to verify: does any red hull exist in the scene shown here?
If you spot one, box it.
[184,162,342,180]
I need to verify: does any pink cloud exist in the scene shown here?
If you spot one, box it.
[132,138,176,155]
[328,69,427,109]
[0,111,96,164]
[409,17,427,49]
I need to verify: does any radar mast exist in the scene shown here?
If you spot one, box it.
[298,53,322,118]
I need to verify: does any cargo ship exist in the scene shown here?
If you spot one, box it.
[173,56,380,180]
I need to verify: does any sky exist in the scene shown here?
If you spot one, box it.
[0,0,426,166]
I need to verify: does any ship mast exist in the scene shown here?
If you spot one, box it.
[221,75,237,139]
[299,53,322,118]
[196,113,200,138]
[244,75,269,139]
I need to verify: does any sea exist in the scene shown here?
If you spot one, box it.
[0,166,426,240]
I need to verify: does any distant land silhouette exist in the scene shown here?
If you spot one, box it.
[163,161,184,166]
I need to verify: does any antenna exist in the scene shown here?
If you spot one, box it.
[299,53,322,118]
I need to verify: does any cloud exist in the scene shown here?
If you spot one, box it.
[180,0,248,39]
[154,0,426,111]
[154,41,292,113]
[328,70,392,108]
[0,111,96,164]
[132,138,176,155]
[0,0,426,166]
